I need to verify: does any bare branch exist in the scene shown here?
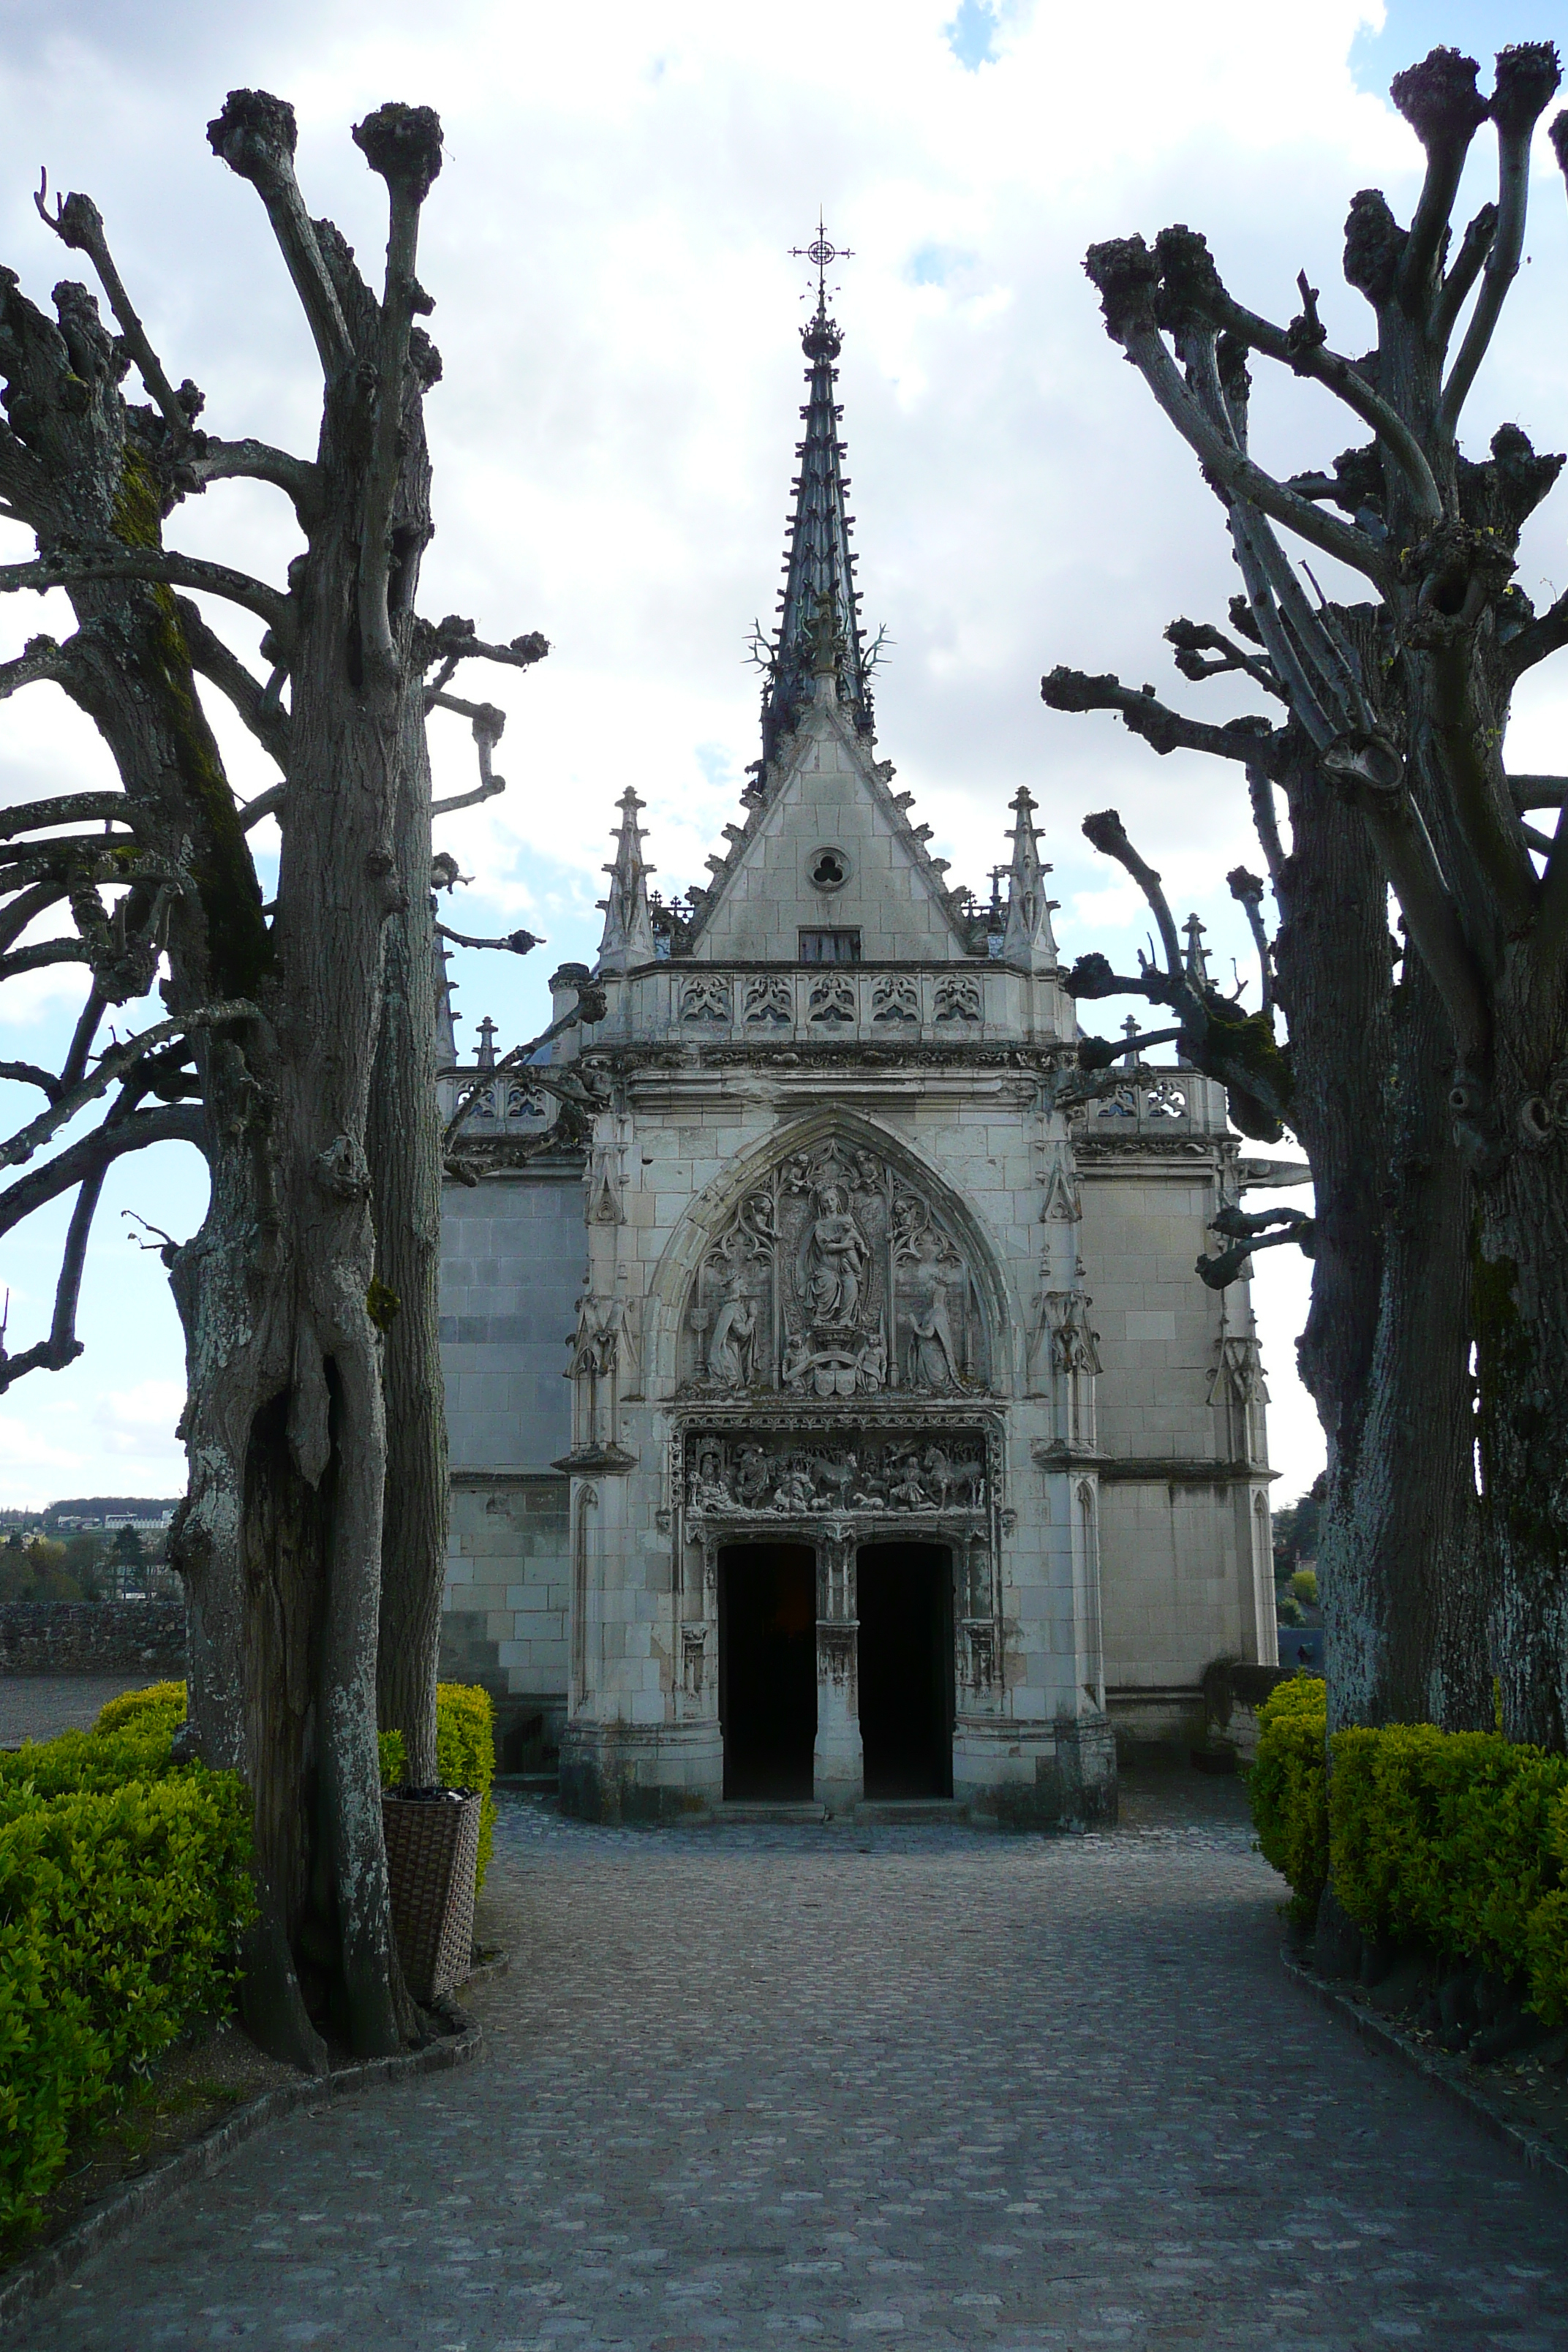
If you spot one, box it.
[1392,48,1490,313]
[429,690,508,815]
[1431,202,1499,348]
[35,176,187,433]
[173,595,290,767]
[1,999,257,1169]
[1098,295,1395,589]
[0,548,289,637]
[1040,666,1283,774]
[1510,775,1568,808]
[442,970,607,1151]
[1439,49,1562,438]
[0,791,128,839]
[421,617,550,688]
[0,633,78,705]
[0,1102,203,1242]
[1164,617,1284,702]
[1228,864,1273,1013]
[1080,808,1184,971]
[353,103,444,678]
[1500,587,1568,687]
[0,935,91,981]
[1428,636,1537,935]
[206,91,353,378]
[58,983,108,1097]
[0,882,63,957]
[1247,763,1287,887]
[238,783,284,833]
[1196,1206,1316,1291]
[1319,734,1492,1065]
[0,1060,60,1096]
[184,438,321,526]
[435,921,540,955]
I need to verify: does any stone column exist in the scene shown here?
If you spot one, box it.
[813,1526,862,1815]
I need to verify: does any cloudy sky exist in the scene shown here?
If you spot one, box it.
[1,0,1563,1508]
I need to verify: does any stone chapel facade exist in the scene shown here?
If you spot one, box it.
[437,292,1278,1825]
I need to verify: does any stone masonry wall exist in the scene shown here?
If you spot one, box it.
[441,1475,571,1763]
[0,1600,184,1676]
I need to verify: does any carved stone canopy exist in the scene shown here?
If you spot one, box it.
[682,1135,991,1400]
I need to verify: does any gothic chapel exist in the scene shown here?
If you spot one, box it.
[437,280,1279,1825]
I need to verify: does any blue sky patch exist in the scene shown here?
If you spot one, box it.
[945,0,1000,72]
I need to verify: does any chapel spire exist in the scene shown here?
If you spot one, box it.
[595,787,656,974]
[758,222,874,767]
[1001,786,1059,973]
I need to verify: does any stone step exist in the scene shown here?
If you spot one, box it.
[712,1801,829,1825]
[853,1799,969,1825]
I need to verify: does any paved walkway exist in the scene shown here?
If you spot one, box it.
[24,1779,1568,2351]
[0,1673,147,1745]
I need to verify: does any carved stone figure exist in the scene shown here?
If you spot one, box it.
[706,1288,758,1387]
[908,1244,961,1390]
[801,1183,869,1324]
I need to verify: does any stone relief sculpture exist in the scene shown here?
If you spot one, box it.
[680,973,731,1023]
[932,974,981,1023]
[682,1137,990,1396]
[682,1429,987,1520]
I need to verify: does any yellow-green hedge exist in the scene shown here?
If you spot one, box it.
[1250,1677,1568,2020]
[1248,1676,1330,1925]
[91,1676,497,1890]
[0,1743,253,2237]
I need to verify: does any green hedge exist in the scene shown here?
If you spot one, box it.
[85,1675,496,1887]
[0,1747,253,2236]
[1250,1677,1568,2020]
[0,1676,498,2239]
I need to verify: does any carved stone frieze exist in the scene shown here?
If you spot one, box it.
[682,1136,991,1398]
[682,1427,988,1524]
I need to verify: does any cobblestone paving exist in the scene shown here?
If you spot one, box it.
[0,1673,145,1745]
[25,1780,1568,2351]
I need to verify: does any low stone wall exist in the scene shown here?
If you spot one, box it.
[0,1600,184,1676]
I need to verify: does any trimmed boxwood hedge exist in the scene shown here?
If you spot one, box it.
[0,1678,498,2240]
[1249,1676,1568,2021]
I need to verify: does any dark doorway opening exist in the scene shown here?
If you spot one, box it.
[856,1543,954,1799]
[719,1543,818,1800]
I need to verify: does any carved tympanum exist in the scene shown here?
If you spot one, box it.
[683,1137,990,1397]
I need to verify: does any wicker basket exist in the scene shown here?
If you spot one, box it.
[382,1790,481,2004]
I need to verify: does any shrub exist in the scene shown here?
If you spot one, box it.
[1247,1681,1568,2023]
[1289,1567,1318,1607]
[1248,1676,1328,1925]
[0,1767,253,2236]
[93,1680,186,1737]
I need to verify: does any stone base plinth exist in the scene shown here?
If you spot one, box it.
[559,1719,723,1824]
[954,1712,1117,1831]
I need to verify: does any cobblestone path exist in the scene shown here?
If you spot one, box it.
[27,1786,1568,2351]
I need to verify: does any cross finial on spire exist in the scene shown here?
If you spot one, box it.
[790,208,854,315]
[1001,785,1059,974]
[595,786,657,975]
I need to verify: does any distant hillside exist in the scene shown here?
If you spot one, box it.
[42,1496,182,1528]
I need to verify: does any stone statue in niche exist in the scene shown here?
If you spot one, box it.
[682,1135,987,1395]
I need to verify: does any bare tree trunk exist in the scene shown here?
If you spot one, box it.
[1274,753,1484,1732]
[370,696,448,1788]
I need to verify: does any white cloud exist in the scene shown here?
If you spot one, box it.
[94,1381,186,1458]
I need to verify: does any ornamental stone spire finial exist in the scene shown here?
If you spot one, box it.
[595,787,656,975]
[1183,911,1210,988]
[757,219,875,765]
[1001,785,1059,973]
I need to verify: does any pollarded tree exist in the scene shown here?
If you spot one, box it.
[1046,42,1568,1746]
[0,91,556,2060]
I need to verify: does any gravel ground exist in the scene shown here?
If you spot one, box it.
[20,1767,1568,2352]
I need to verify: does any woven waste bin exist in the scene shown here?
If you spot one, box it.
[382,1787,482,2003]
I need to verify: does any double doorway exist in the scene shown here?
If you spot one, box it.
[717,1539,954,1802]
